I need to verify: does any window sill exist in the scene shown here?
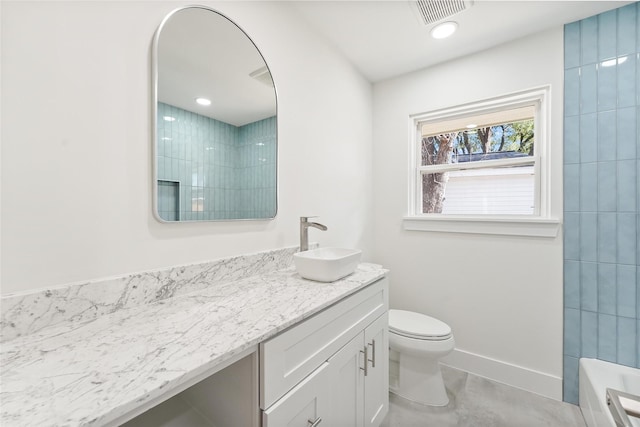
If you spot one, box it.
[402,215,561,238]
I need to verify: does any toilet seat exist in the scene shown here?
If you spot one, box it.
[389,309,452,341]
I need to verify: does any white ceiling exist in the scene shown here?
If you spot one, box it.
[288,0,632,83]
[158,7,276,126]
[158,1,631,125]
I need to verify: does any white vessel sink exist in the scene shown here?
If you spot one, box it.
[293,247,362,282]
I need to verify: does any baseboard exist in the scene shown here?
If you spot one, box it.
[442,348,562,401]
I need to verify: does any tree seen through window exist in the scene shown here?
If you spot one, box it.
[421,119,534,213]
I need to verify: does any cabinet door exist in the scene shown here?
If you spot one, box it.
[263,362,329,427]
[326,333,365,426]
[260,278,388,409]
[364,313,389,427]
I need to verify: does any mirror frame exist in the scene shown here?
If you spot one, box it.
[151,6,278,223]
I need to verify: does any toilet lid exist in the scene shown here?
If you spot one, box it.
[389,309,452,340]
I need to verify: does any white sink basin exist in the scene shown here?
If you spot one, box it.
[293,247,362,282]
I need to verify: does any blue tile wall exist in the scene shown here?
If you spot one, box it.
[157,102,276,220]
[563,2,640,405]
[237,117,277,219]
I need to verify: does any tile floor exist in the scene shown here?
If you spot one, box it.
[381,365,586,427]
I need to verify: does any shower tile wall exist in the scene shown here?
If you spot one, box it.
[157,102,276,220]
[563,3,639,404]
[237,117,277,219]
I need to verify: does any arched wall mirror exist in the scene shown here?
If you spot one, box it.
[152,6,277,222]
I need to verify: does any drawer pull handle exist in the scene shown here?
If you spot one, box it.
[368,339,376,368]
[308,417,322,427]
[360,346,369,376]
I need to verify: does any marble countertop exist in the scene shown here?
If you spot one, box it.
[1,264,386,427]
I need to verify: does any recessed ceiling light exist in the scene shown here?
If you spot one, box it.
[195,97,211,106]
[431,21,458,39]
[601,56,628,67]
[466,124,477,129]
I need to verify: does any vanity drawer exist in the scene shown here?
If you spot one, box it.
[262,362,330,427]
[260,277,388,409]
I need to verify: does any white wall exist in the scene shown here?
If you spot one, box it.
[372,28,564,399]
[1,0,567,401]
[0,1,373,294]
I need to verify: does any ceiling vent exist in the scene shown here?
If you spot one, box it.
[412,0,473,25]
[250,66,274,88]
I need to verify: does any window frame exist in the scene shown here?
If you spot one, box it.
[404,85,560,237]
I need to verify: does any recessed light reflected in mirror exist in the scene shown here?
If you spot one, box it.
[163,116,176,122]
[195,97,212,106]
[601,56,628,67]
[431,21,458,39]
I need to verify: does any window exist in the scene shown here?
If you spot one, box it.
[405,86,559,237]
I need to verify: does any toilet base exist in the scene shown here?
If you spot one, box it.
[391,353,449,406]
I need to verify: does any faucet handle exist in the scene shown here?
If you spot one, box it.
[300,216,318,222]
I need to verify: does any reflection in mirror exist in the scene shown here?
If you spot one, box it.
[153,6,277,222]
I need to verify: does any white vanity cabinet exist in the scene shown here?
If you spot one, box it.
[326,313,389,427]
[261,277,389,427]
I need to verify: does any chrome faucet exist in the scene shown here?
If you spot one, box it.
[300,216,328,252]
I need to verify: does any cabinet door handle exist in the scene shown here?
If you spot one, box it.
[360,346,369,376]
[368,339,376,368]
[307,417,322,427]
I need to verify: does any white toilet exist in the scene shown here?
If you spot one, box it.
[388,309,455,406]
